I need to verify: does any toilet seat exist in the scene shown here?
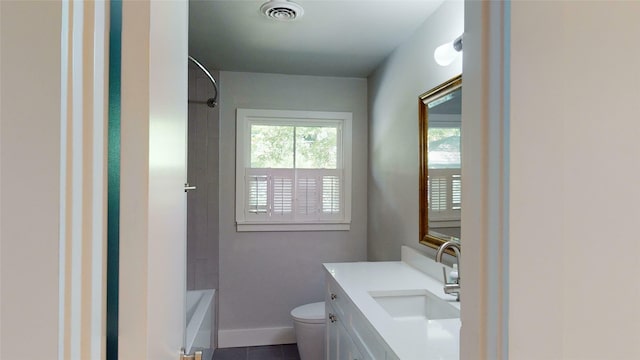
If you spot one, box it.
[291,301,325,324]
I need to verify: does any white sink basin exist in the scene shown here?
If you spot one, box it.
[369,289,459,321]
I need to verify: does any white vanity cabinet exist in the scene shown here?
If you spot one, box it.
[324,252,461,360]
[325,276,391,360]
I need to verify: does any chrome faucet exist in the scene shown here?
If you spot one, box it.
[435,240,461,301]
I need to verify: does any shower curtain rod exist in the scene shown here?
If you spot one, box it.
[188,55,218,108]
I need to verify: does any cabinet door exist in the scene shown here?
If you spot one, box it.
[327,308,338,360]
[327,308,364,360]
[337,320,364,360]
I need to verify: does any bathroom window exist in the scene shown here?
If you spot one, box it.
[235,108,352,231]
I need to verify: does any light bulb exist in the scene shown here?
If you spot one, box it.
[434,41,459,67]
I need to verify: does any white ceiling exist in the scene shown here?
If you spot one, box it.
[189,0,445,78]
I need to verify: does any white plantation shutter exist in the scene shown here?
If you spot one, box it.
[294,169,343,221]
[321,173,341,217]
[244,168,343,222]
[247,173,268,216]
[428,168,462,221]
[245,169,294,221]
[451,174,461,210]
[296,175,319,218]
[429,178,448,212]
[272,172,294,217]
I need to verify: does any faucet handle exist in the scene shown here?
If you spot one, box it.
[442,266,450,284]
[450,264,459,284]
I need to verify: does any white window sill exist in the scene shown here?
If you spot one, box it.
[236,222,351,232]
[429,220,461,228]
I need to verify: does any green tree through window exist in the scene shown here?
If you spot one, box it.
[250,124,338,169]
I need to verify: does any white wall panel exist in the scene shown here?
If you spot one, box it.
[0,1,62,359]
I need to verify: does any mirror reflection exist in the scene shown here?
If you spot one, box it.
[419,75,462,249]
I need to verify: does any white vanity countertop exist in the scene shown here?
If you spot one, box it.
[323,261,460,360]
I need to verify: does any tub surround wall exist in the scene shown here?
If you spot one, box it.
[186,289,215,359]
[187,65,220,291]
[218,71,368,347]
[367,0,464,261]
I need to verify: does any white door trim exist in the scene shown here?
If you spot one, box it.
[461,1,510,359]
[58,1,109,359]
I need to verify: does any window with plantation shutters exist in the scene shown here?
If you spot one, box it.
[427,123,461,227]
[428,169,461,223]
[236,109,352,231]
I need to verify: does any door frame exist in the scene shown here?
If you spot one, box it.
[117,1,189,360]
[460,1,510,359]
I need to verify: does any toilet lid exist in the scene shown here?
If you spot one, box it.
[291,301,325,324]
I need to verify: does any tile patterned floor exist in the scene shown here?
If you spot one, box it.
[213,344,301,360]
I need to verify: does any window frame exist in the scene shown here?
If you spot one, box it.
[235,108,352,232]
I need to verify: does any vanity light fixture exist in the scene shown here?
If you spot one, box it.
[434,34,463,67]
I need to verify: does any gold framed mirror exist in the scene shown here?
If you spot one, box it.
[419,75,462,249]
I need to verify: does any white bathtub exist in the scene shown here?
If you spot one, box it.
[186,289,215,358]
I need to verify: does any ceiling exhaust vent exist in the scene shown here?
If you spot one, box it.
[260,0,304,21]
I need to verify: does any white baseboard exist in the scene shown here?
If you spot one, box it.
[218,326,296,348]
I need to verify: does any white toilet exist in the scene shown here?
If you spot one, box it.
[291,301,325,360]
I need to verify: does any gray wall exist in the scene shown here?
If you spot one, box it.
[367,0,464,261]
[218,71,367,344]
[187,65,220,291]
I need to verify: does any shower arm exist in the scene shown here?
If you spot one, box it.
[188,55,218,108]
